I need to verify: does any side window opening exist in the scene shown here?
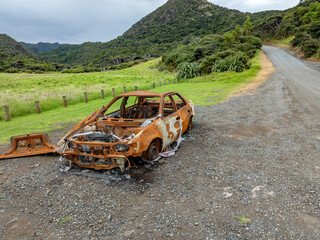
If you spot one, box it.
[163,96,175,116]
[171,94,186,110]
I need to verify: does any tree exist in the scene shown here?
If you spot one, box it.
[222,32,235,45]
[232,25,243,41]
[243,16,254,36]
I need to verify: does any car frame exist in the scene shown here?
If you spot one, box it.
[57,90,194,171]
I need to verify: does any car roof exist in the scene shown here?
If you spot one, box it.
[118,90,178,98]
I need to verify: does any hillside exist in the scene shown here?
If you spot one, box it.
[21,42,71,55]
[0,34,34,59]
[39,0,247,67]
[0,34,59,73]
[254,0,320,58]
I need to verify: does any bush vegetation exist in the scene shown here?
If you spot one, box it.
[255,0,320,58]
[162,16,262,78]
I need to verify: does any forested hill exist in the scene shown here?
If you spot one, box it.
[38,0,247,66]
[0,34,34,59]
[0,34,59,73]
[20,42,71,55]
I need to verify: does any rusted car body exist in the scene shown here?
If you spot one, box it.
[0,133,57,160]
[57,91,194,171]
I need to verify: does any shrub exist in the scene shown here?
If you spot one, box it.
[34,70,44,74]
[308,21,320,39]
[24,70,33,74]
[200,54,220,75]
[291,32,309,47]
[177,62,201,80]
[240,36,262,49]
[301,39,320,57]
[162,45,196,68]
[212,54,247,73]
[61,66,86,73]
[5,67,19,73]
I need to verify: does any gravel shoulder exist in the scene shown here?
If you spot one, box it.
[0,47,319,240]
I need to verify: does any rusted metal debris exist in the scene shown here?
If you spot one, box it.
[0,133,57,160]
[58,90,194,172]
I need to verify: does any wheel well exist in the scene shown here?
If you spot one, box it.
[152,138,163,151]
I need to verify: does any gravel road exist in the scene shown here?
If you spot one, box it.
[0,47,319,239]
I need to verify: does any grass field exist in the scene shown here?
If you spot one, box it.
[0,51,261,144]
[0,59,175,120]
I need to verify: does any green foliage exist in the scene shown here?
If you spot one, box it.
[243,16,254,36]
[163,17,260,76]
[236,216,252,226]
[5,67,19,73]
[177,62,201,80]
[308,21,320,38]
[255,0,320,58]
[301,39,320,57]
[212,54,247,73]
[59,216,71,225]
[21,42,70,55]
[0,34,59,73]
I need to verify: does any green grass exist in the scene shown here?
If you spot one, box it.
[0,59,175,121]
[58,216,71,225]
[0,52,261,144]
[236,216,252,226]
[271,36,295,46]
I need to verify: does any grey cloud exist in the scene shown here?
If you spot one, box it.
[210,0,300,13]
[0,0,298,44]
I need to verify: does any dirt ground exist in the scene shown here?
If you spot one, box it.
[0,47,319,239]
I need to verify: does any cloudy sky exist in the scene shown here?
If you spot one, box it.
[0,0,300,44]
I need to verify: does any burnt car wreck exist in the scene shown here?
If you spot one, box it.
[57,91,194,172]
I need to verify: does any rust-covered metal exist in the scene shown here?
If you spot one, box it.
[58,90,194,172]
[0,133,57,160]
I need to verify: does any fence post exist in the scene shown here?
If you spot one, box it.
[112,88,115,97]
[101,89,105,99]
[176,79,178,84]
[168,80,170,85]
[164,79,166,86]
[159,81,161,87]
[3,105,11,121]
[84,92,88,103]
[35,101,41,114]
[62,96,67,107]
[123,86,126,93]
[153,82,155,88]
[135,86,138,91]
[172,79,174,84]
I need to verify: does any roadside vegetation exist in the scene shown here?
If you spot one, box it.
[255,0,320,59]
[162,17,262,79]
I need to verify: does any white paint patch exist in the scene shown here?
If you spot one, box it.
[155,115,182,149]
[223,187,233,198]
[252,186,264,198]
[266,191,275,196]
[189,100,195,115]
